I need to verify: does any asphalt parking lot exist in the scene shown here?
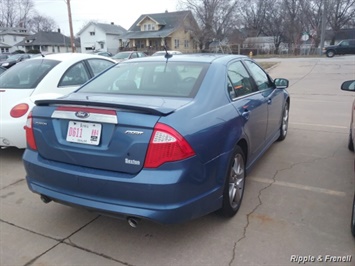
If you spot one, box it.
[1,56,355,266]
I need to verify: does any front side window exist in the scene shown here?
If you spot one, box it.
[244,60,272,91]
[59,62,90,86]
[78,61,209,97]
[227,61,254,99]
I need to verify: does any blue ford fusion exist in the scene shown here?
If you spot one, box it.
[23,53,290,225]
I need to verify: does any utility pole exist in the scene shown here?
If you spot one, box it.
[320,0,327,55]
[66,0,76,53]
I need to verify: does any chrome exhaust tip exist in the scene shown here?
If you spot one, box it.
[127,217,140,228]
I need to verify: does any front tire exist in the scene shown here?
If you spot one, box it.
[220,145,246,217]
[277,101,289,141]
[326,50,335,57]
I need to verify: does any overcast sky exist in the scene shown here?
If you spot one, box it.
[33,0,179,35]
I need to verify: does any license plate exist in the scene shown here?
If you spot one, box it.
[66,121,102,145]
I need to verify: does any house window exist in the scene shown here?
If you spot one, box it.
[184,40,189,48]
[174,39,180,48]
[144,25,147,31]
[100,43,104,49]
[90,31,95,36]
[152,25,155,30]
[148,24,151,30]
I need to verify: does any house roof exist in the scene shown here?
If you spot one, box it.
[0,27,31,36]
[122,10,192,39]
[0,41,11,48]
[77,22,127,36]
[15,31,80,47]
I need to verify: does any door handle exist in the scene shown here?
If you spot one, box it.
[242,110,250,120]
[268,98,272,104]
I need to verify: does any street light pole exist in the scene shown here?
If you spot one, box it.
[66,0,76,53]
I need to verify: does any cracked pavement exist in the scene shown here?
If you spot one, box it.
[1,56,355,266]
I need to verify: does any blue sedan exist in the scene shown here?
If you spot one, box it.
[23,53,290,225]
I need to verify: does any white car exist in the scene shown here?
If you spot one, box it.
[0,53,116,149]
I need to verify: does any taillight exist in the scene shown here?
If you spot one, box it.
[10,103,29,118]
[144,123,195,168]
[24,112,37,150]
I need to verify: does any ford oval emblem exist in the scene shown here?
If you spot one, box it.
[75,111,90,119]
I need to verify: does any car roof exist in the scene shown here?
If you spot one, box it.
[29,53,116,62]
[126,53,249,64]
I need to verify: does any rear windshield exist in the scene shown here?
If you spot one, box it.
[0,59,59,89]
[78,61,209,97]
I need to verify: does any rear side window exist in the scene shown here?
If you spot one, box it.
[227,61,255,99]
[59,62,90,86]
[78,61,209,97]
[0,59,59,89]
[86,58,115,76]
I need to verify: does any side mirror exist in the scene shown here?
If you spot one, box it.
[274,78,289,89]
[341,80,355,91]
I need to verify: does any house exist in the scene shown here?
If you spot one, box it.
[14,30,80,53]
[120,10,200,54]
[77,22,127,55]
[243,36,288,54]
[0,27,31,53]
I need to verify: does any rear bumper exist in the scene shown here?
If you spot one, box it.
[23,149,225,224]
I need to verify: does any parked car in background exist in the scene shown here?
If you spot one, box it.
[23,54,290,226]
[151,50,183,56]
[323,39,355,58]
[1,53,32,69]
[0,66,7,75]
[94,51,113,57]
[112,51,147,63]
[340,79,355,237]
[0,53,11,63]
[0,53,116,149]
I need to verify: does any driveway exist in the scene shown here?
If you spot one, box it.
[1,56,354,266]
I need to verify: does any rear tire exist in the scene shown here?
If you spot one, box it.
[220,145,246,217]
[348,130,354,151]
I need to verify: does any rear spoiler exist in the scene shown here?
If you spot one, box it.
[35,99,175,116]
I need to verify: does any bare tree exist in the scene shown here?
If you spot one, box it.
[327,0,355,43]
[239,0,270,37]
[262,0,288,54]
[28,14,57,32]
[178,0,239,49]
[0,0,58,32]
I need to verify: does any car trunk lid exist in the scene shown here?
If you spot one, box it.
[30,94,192,174]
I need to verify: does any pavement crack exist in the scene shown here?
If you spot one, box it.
[64,240,134,266]
[0,178,25,190]
[1,214,101,265]
[230,149,339,264]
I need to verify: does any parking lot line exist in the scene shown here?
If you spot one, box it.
[290,122,347,129]
[251,177,347,197]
